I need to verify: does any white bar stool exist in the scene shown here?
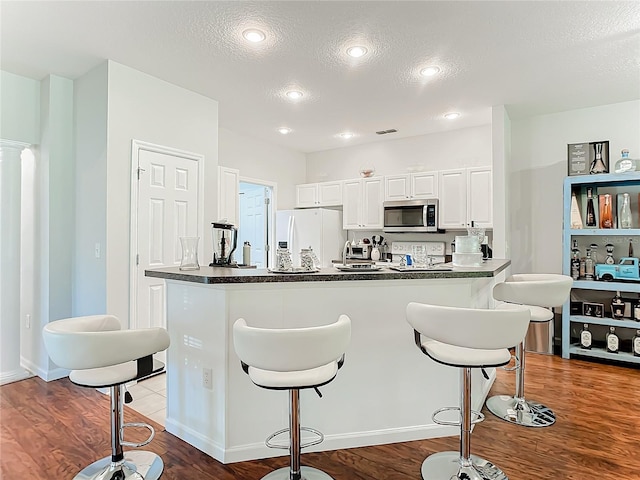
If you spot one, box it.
[486,274,572,428]
[233,315,351,480]
[43,315,170,480]
[406,302,530,480]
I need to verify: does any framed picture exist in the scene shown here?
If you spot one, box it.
[583,302,604,318]
[568,141,610,176]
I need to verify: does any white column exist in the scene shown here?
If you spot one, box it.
[0,140,32,384]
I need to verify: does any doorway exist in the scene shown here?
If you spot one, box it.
[238,179,275,268]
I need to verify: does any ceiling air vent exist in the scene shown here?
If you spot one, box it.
[376,129,398,135]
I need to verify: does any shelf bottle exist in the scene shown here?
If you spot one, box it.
[584,249,594,280]
[580,324,592,350]
[611,291,625,319]
[633,330,640,357]
[619,193,632,229]
[606,326,619,354]
[586,187,597,227]
[570,192,583,229]
[614,149,636,173]
[570,240,580,280]
[599,194,613,229]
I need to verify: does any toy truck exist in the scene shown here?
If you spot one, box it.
[595,257,640,281]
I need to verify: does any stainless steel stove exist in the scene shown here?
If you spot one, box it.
[390,241,446,264]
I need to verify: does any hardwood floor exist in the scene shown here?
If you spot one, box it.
[1,353,638,479]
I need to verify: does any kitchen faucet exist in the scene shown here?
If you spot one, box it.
[343,240,351,267]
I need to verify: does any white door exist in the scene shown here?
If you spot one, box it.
[132,143,202,351]
[218,166,239,225]
[342,179,361,229]
[362,177,384,228]
[239,184,267,267]
[385,174,410,200]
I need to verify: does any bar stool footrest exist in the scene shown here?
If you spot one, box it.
[265,426,324,450]
[120,422,155,448]
[432,406,484,427]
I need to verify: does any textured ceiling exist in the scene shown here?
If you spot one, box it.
[2,1,639,153]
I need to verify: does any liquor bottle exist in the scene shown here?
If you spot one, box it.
[611,291,625,319]
[571,243,580,281]
[606,326,619,353]
[633,330,640,357]
[630,238,634,257]
[570,192,583,229]
[586,187,597,227]
[605,243,615,264]
[620,193,632,228]
[614,149,636,173]
[590,142,607,174]
[580,324,592,350]
[585,249,594,280]
[599,193,613,229]
[579,256,586,279]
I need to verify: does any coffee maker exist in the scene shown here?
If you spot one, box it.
[210,222,238,267]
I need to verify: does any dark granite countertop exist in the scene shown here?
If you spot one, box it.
[145,259,510,285]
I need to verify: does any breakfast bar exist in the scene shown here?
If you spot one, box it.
[146,260,510,463]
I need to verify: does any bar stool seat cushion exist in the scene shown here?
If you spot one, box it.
[419,337,512,368]
[496,302,553,322]
[70,358,166,388]
[246,362,338,389]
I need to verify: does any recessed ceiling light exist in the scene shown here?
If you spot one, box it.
[243,29,266,43]
[347,46,368,58]
[420,66,441,77]
[444,112,461,120]
[340,132,354,139]
[286,90,304,100]
[278,127,291,134]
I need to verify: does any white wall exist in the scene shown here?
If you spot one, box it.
[306,125,492,182]
[218,127,306,209]
[510,100,640,274]
[74,63,108,316]
[0,71,40,144]
[105,61,219,324]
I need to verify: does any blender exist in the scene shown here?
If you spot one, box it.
[210,222,238,267]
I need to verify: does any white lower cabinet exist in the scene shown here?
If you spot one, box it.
[439,167,492,229]
[343,177,383,230]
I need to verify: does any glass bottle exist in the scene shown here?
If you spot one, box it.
[600,193,613,229]
[590,142,607,174]
[584,248,594,280]
[605,243,615,265]
[611,291,625,319]
[580,324,592,350]
[586,187,597,227]
[571,241,580,281]
[614,149,636,173]
[620,193,632,229]
[630,238,634,257]
[570,192,583,229]
[606,326,619,353]
[633,330,640,357]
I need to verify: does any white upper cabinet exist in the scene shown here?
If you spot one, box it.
[295,181,343,208]
[343,177,383,230]
[438,167,492,229]
[218,166,239,226]
[384,172,437,201]
[467,167,493,228]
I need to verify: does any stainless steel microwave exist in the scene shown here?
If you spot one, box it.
[383,199,439,233]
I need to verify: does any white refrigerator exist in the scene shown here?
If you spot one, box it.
[276,208,346,268]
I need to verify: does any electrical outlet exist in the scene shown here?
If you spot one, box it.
[202,367,213,389]
[25,314,31,329]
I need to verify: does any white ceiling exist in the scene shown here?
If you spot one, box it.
[2,1,639,153]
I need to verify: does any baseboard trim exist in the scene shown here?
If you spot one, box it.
[0,368,34,386]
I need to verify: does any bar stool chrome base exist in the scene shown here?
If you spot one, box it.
[74,451,163,480]
[421,451,507,480]
[261,465,334,480]
[485,394,556,428]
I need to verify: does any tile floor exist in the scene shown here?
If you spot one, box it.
[125,372,167,426]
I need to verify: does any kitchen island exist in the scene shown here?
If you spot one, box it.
[146,260,510,463]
